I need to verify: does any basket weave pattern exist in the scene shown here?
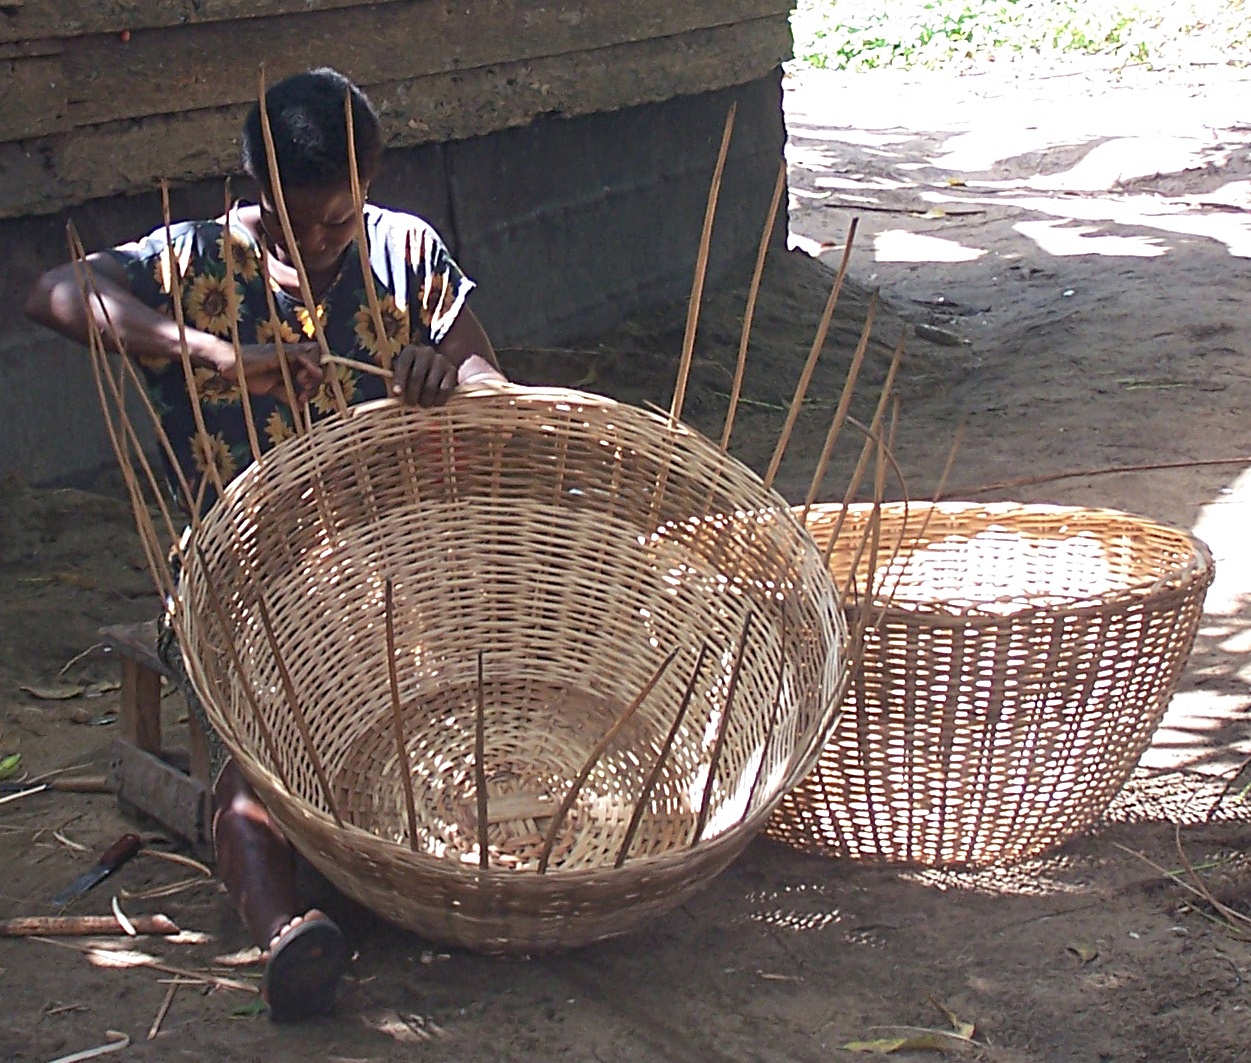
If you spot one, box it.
[178,388,847,950]
[766,502,1213,868]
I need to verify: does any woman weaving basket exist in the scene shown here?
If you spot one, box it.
[25,68,507,1021]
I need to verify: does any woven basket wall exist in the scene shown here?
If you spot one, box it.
[177,386,848,952]
[765,501,1213,868]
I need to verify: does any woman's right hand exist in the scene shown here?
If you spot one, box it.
[215,342,324,404]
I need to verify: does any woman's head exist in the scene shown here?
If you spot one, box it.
[241,68,383,274]
[241,67,383,195]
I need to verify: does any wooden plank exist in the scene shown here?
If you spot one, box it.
[0,0,410,46]
[1,18,790,219]
[100,619,169,675]
[118,657,164,754]
[0,54,67,141]
[59,0,793,130]
[111,738,213,854]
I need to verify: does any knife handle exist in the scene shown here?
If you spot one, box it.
[98,833,142,871]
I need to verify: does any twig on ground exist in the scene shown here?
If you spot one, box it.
[949,456,1251,497]
[32,936,258,993]
[136,849,213,877]
[1113,841,1251,939]
[1206,752,1251,822]
[44,1032,130,1063]
[147,981,178,1040]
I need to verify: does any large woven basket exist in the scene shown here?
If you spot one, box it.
[766,501,1213,868]
[177,386,847,951]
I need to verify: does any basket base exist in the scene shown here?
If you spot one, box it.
[333,677,698,872]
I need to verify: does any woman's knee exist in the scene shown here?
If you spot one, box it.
[214,761,280,836]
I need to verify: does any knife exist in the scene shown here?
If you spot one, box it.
[51,833,142,907]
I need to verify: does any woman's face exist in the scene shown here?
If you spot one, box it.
[259,180,363,276]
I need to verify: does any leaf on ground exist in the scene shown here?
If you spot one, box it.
[19,680,119,701]
[21,682,87,700]
[1067,941,1099,964]
[364,1008,426,1044]
[50,571,101,590]
[0,753,21,780]
[843,1030,971,1054]
[929,998,976,1039]
[85,946,158,968]
[43,1031,130,1063]
[570,361,599,388]
[230,998,267,1018]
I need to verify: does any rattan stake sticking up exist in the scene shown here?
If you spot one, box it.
[159,182,227,510]
[254,598,344,827]
[220,179,264,468]
[642,102,737,532]
[798,292,878,523]
[691,612,753,847]
[537,649,680,873]
[258,252,311,435]
[383,579,421,851]
[719,161,787,454]
[345,89,394,376]
[820,331,907,578]
[670,102,736,428]
[614,643,711,868]
[256,66,349,417]
[474,650,489,870]
[763,217,860,492]
[67,226,182,605]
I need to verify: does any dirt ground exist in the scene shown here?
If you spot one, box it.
[5,59,1251,1062]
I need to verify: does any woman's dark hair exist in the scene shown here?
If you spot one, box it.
[241,67,382,194]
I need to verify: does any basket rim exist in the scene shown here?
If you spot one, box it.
[210,383,680,512]
[799,499,1214,622]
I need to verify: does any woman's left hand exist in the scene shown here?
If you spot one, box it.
[392,345,506,407]
[391,344,459,407]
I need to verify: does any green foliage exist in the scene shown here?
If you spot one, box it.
[790,0,1250,72]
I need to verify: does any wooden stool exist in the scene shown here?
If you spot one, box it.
[102,620,214,860]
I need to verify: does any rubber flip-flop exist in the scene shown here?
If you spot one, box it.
[262,914,348,1022]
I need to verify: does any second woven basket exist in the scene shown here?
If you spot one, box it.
[767,501,1213,868]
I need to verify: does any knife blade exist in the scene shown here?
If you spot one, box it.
[51,833,142,907]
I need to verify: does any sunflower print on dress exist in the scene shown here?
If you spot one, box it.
[107,205,476,517]
[183,273,238,338]
[352,291,410,365]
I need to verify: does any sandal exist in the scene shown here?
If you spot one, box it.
[262,911,348,1022]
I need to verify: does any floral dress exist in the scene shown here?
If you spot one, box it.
[109,203,474,515]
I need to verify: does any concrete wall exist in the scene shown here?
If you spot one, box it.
[2,73,789,484]
[0,1,792,219]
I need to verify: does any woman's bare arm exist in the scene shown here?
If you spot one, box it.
[24,252,237,371]
[25,251,323,399]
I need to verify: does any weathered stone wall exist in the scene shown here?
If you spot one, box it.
[1,0,791,217]
[1,3,793,483]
